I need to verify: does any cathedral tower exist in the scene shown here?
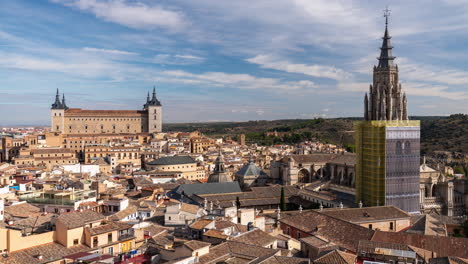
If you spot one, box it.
[355,10,420,213]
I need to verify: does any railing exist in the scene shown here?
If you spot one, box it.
[20,197,75,205]
[118,232,135,241]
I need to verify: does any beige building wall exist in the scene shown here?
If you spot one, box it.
[7,229,55,252]
[148,162,203,181]
[358,218,410,232]
[51,108,148,135]
[56,221,85,248]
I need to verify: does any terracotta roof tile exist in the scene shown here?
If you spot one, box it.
[313,249,356,264]
[57,210,105,229]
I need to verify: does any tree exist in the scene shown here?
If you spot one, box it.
[280,187,287,211]
[454,166,465,175]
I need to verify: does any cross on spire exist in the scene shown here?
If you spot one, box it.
[384,7,391,26]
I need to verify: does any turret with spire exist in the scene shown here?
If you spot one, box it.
[365,8,408,121]
[51,89,62,109]
[144,86,162,109]
[62,94,69,110]
[51,89,68,110]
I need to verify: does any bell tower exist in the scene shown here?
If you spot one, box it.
[355,9,420,214]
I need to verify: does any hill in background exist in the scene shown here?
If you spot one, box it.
[164,114,468,155]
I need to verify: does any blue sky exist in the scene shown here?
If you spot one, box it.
[0,0,467,125]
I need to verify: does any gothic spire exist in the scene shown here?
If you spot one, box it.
[62,93,68,110]
[147,91,150,103]
[377,8,395,68]
[51,89,63,109]
[152,86,156,101]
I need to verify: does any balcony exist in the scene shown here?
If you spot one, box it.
[18,190,97,205]
[118,230,135,241]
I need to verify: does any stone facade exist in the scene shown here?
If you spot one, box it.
[51,88,162,135]
[270,153,355,187]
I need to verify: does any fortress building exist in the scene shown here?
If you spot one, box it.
[50,87,162,134]
[354,12,420,213]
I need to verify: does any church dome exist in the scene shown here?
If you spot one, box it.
[235,159,268,179]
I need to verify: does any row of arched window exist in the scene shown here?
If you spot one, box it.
[396,141,411,155]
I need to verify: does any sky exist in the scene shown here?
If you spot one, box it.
[0,0,467,125]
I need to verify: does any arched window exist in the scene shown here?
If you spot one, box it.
[396,141,402,155]
[404,141,411,154]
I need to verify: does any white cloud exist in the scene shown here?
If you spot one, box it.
[153,54,204,65]
[174,54,204,60]
[256,110,265,115]
[82,47,138,55]
[161,70,317,91]
[52,0,187,31]
[246,54,352,81]
[402,82,468,100]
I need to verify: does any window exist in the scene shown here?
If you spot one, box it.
[93,237,98,247]
[368,224,373,230]
[396,141,402,155]
[108,233,113,243]
[108,247,113,255]
[389,222,394,231]
[404,141,411,154]
[73,239,79,245]
[297,232,301,239]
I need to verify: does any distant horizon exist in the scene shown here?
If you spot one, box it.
[1,114,459,128]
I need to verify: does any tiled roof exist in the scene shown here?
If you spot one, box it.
[184,240,211,251]
[196,185,299,206]
[371,230,468,258]
[429,257,468,264]
[231,229,277,247]
[257,256,310,264]
[108,205,138,221]
[57,210,105,229]
[300,236,332,248]
[148,156,196,166]
[87,221,133,236]
[405,214,447,236]
[198,241,280,264]
[65,108,145,116]
[313,249,356,264]
[0,243,90,264]
[280,210,374,252]
[174,182,242,197]
[180,203,201,214]
[31,148,74,154]
[214,220,237,230]
[190,219,213,230]
[319,205,411,223]
[203,229,228,239]
[4,203,41,218]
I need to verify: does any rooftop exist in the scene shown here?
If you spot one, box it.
[57,210,105,229]
[148,156,196,166]
[319,205,411,223]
